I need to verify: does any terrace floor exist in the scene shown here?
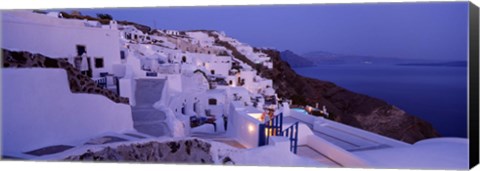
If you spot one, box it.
[283,116,391,152]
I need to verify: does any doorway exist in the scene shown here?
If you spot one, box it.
[76,45,86,56]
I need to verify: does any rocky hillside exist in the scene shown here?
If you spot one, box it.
[65,139,216,163]
[255,48,440,144]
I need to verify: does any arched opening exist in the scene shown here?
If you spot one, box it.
[181,104,186,115]
[193,102,198,113]
[193,69,212,89]
[182,56,187,63]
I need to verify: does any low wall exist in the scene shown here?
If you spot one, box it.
[289,109,381,167]
[227,104,262,148]
[3,68,133,153]
[119,78,135,106]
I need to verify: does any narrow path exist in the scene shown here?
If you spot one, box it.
[131,79,169,137]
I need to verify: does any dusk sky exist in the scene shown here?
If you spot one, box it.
[76,2,469,60]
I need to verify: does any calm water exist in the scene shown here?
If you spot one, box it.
[294,64,468,138]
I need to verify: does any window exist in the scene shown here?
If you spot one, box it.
[120,51,126,60]
[210,70,215,75]
[208,98,217,105]
[76,45,86,56]
[94,57,104,68]
[229,80,233,85]
[182,56,187,63]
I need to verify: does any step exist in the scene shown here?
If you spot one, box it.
[131,109,166,122]
[133,123,169,137]
[134,79,166,104]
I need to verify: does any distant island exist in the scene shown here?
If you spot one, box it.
[280,50,447,67]
[397,61,467,67]
[280,50,316,67]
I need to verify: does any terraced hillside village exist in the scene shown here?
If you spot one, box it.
[1,10,468,169]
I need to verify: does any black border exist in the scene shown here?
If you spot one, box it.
[469,1,479,169]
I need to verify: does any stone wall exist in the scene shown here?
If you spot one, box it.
[64,139,214,163]
[2,49,129,104]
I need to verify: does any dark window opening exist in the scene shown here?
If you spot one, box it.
[76,45,86,56]
[182,56,187,63]
[208,98,217,105]
[94,58,104,68]
[229,80,233,85]
[210,70,215,75]
[120,51,126,60]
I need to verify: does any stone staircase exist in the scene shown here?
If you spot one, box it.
[131,79,169,137]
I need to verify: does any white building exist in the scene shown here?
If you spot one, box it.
[164,29,180,36]
[2,11,124,78]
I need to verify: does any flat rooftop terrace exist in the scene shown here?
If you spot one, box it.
[283,116,391,152]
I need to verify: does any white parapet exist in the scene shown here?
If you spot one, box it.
[119,78,135,106]
[227,104,262,148]
[3,68,133,154]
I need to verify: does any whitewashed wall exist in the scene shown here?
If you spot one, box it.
[2,68,133,153]
[227,104,262,148]
[119,78,135,106]
[2,11,122,78]
[240,70,256,92]
[205,58,231,76]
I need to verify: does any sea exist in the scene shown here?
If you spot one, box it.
[293,64,468,138]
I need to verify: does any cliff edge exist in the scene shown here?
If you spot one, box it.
[256,48,440,144]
